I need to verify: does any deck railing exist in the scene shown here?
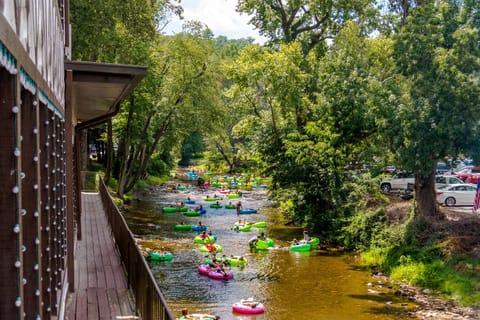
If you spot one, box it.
[98,178,175,320]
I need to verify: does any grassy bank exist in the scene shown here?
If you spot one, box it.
[358,210,480,307]
[362,245,480,305]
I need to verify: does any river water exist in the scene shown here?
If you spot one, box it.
[124,183,416,320]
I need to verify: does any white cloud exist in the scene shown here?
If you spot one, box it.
[164,0,267,44]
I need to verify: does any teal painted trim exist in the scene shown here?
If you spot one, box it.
[19,68,37,95]
[39,90,64,120]
[0,41,17,74]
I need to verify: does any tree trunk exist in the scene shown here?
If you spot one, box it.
[414,171,443,219]
[79,130,88,170]
[123,112,173,193]
[104,119,113,183]
[117,98,135,198]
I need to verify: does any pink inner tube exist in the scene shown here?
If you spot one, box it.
[207,270,234,280]
[232,302,265,314]
[198,264,211,275]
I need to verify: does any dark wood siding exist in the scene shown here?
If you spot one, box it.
[39,101,52,318]
[21,88,42,319]
[0,67,23,318]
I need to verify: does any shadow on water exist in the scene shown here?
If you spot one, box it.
[124,184,418,320]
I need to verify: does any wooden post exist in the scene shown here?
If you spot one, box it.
[65,69,75,291]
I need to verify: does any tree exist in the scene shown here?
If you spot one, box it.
[224,18,404,234]
[114,34,223,197]
[237,0,377,54]
[392,0,480,219]
[286,23,402,233]
[179,131,205,166]
[201,36,261,173]
[70,0,184,185]
[70,0,178,61]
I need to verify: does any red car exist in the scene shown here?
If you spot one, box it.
[454,166,480,184]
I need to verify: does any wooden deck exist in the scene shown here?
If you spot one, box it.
[65,192,138,320]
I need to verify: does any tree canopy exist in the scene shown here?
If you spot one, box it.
[71,0,480,235]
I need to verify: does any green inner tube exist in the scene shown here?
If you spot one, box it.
[232,224,252,232]
[199,244,223,253]
[226,193,240,199]
[210,204,222,208]
[255,238,274,249]
[240,225,252,232]
[309,237,320,247]
[290,243,312,252]
[179,315,216,320]
[184,211,200,216]
[162,207,177,213]
[205,256,247,267]
[178,206,188,212]
[194,235,215,244]
[204,197,221,202]
[224,205,236,209]
[225,256,247,267]
[204,257,228,264]
[251,221,267,228]
[174,224,192,231]
[149,252,173,261]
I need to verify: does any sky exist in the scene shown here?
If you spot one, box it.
[163,0,268,44]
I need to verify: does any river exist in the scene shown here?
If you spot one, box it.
[124,183,417,320]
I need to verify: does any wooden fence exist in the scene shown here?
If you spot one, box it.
[98,178,175,320]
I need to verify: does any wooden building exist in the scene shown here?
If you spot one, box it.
[0,1,146,319]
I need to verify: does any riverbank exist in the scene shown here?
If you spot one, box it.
[403,284,480,319]
[128,175,480,319]
[126,181,420,320]
[375,196,480,320]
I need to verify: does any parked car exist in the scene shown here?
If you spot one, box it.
[454,166,480,184]
[436,184,478,207]
[465,167,480,184]
[380,172,415,193]
[435,175,465,188]
[436,162,451,174]
[383,166,397,174]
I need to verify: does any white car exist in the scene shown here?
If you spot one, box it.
[436,184,478,207]
[435,175,464,188]
[380,172,415,193]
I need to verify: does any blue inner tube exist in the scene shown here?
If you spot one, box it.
[239,208,257,214]
[192,225,207,232]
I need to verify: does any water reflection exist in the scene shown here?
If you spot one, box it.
[125,186,416,320]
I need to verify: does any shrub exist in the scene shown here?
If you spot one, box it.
[147,158,168,176]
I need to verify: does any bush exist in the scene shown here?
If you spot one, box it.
[147,158,168,176]
[146,175,168,186]
[361,246,391,269]
[83,171,98,191]
[111,196,123,208]
[342,208,386,250]
[106,177,118,192]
